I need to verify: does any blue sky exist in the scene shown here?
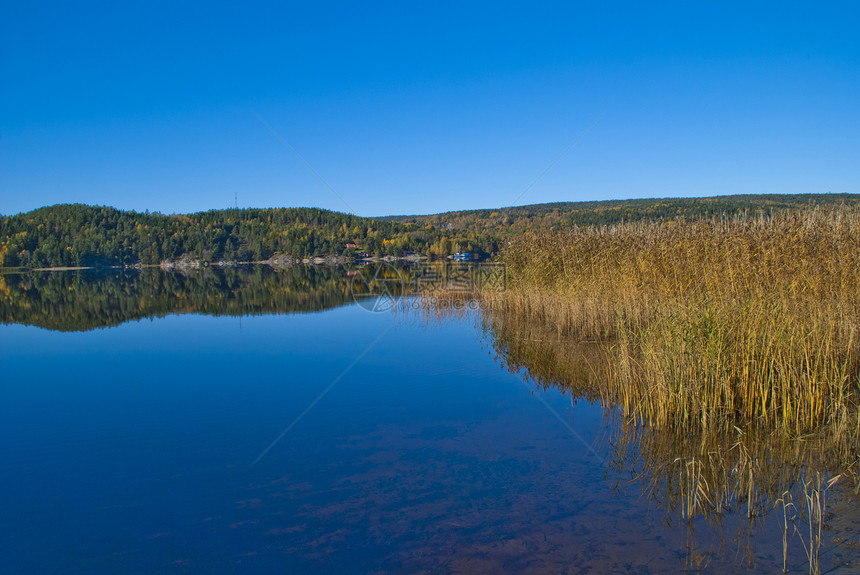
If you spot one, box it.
[1,1,858,217]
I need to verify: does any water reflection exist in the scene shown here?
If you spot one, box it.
[0,265,391,331]
[0,262,490,331]
[2,266,858,573]
[483,303,860,573]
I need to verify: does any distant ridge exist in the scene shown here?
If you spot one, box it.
[379,193,860,220]
[2,194,858,268]
[379,193,860,237]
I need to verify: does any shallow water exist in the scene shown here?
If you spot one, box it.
[1,268,857,573]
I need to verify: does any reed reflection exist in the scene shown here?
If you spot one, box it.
[482,301,859,574]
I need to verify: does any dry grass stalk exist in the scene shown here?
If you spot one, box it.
[493,206,860,440]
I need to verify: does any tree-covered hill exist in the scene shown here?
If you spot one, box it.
[3,194,858,269]
[382,193,860,239]
[0,204,464,268]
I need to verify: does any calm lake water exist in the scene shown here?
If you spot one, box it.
[1,267,858,574]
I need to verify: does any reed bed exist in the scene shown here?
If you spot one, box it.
[484,299,859,573]
[484,298,859,570]
[491,206,860,440]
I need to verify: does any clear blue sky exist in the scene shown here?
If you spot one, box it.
[1,1,858,217]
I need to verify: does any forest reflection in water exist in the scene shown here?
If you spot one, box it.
[0,263,398,331]
[0,262,493,331]
[2,264,859,572]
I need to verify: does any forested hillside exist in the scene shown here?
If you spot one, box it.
[0,204,481,268]
[3,194,858,268]
[383,193,860,239]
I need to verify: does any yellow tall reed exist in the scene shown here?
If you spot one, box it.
[494,206,860,439]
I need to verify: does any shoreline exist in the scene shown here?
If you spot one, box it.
[3,254,435,273]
